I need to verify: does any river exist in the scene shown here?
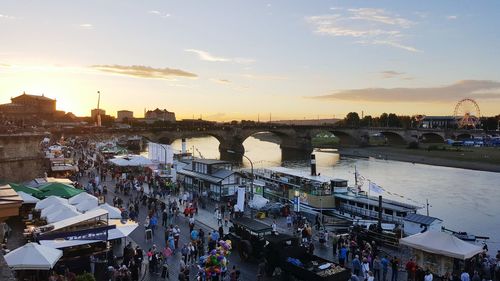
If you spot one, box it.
[169,136,500,252]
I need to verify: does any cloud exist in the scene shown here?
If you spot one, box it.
[79,23,93,29]
[91,64,197,79]
[380,70,405,78]
[309,80,500,102]
[241,74,287,80]
[0,14,15,19]
[185,49,254,64]
[210,78,231,84]
[306,8,419,52]
[446,15,458,20]
[148,10,170,18]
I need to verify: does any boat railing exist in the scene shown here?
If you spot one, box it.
[339,204,403,224]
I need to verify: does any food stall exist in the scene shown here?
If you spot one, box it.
[399,231,484,276]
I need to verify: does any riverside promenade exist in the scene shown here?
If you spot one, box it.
[80,169,409,281]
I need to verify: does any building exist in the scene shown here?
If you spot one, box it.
[145,108,176,122]
[91,108,106,120]
[177,159,242,201]
[117,110,133,122]
[0,92,59,122]
[421,116,461,129]
[403,213,443,236]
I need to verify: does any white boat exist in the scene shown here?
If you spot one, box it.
[249,166,419,224]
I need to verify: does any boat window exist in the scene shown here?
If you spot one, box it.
[384,209,393,215]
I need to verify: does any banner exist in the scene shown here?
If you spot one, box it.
[369,181,384,194]
[38,225,116,241]
[236,187,245,212]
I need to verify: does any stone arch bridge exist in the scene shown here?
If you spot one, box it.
[104,126,482,158]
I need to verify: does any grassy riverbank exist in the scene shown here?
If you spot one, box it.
[337,146,500,173]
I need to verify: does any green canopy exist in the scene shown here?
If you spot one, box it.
[8,183,40,195]
[36,182,84,199]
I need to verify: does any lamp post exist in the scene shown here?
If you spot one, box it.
[158,143,168,172]
[227,150,254,217]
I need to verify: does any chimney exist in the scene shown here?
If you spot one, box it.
[310,153,317,176]
[181,138,187,154]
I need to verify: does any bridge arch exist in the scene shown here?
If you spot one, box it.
[454,133,473,140]
[379,131,407,145]
[327,130,360,146]
[420,132,445,144]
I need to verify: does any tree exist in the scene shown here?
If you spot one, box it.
[360,115,373,127]
[481,117,499,131]
[345,112,360,127]
[379,113,389,127]
[387,113,400,127]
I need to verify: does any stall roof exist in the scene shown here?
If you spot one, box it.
[39,239,102,249]
[231,217,273,233]
[399,231,483,260]
[45,209,108,233]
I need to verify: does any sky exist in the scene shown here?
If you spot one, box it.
[1,1,499,121]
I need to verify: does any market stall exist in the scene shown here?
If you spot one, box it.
[399,231,484,276]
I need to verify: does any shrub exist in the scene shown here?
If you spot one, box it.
[76,273,96,281]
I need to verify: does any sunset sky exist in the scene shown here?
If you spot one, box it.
[1,1,499,121]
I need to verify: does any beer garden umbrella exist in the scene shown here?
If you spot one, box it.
[37,182,84,199]
[4,242,63,270]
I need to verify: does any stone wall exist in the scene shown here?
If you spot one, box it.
[0,134,45,182]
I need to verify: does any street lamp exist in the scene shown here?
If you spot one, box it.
[227,150,254,217]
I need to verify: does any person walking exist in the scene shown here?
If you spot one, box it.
[373,256,381,281]
[362,258,371,281]
[381,256,389,281]
[390,256,399,281]
[405,258,416,281]
[352,255,362,277]
[331,232,339,256]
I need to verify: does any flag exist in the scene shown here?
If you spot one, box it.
[369,182,383,194]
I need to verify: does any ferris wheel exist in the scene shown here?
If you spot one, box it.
[453,98,481,128]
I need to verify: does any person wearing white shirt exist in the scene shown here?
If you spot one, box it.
[361,258,370,280]
[271,220,277,234]
[460,271,470,281]
[424,271,433,281]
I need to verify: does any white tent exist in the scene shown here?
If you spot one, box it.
[46,208,81,223]
[35,196,68,210]
[249,194,269,209]
[41,203,77,218]
[69,192,98,205]
[4,242,63,270]
[17,191,40,204]
[91,203,122,219]
[109,155,154,167]
[75,199,99,212]
[108,219,139,240]
[399,231,484,260]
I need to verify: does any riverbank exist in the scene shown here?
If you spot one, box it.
[336,146,500,173]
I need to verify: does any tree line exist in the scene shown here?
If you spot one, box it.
[340,112,419,128]
[340,112,500,131]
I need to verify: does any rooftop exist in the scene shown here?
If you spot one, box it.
[403,213,442,225]
[193,159,230,165]
[12,92,55,101]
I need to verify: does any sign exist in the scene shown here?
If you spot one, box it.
[294,196,300,212]
[145,229,153,241]
[236,187,245,212]
[38,225,116,241]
